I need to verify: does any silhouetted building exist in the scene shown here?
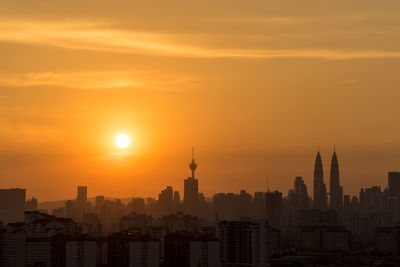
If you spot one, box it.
[65,235,96,267]
[120,212,152,231]
[184,149,199,216]
[0,188,26,223]
[129,235,160,267]
[329,150,343,210]
[107,232,131,266]
[375,227,395,255]
[253,192,265,219]
[164,232,219,267]
[213,191,253,220]
[95,196,105,214]
[313,150,328,210]
[26,237,52,267]
[0,212,81,267]
[388,171,400,196]
[218,219,280,266]
[130,197,146,214]
[26,197,38,212]
[265,191,282,228]
[287,177,311,225]
[108,232,161,266]
[77,186,87,207]
[297,225,350,251]
[173,191,181,212]
[343,195,350,211]
[350,195,359,210]
[360,186,382,210]
[159,212,203,234]
[158,186,173,216]
[299,209,338,227]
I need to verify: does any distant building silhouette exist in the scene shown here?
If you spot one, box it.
[297,225,350,251]
[265,191,282,228]
[107,232,160,267]
[294,176,311,208]
[288,177,311,225]
[218,219,280,266]
[129,197,146,214]
[388,171,400,196]
[158,186,173,216]
[299,209,338,227]
[173,191,181,212]
[76,186,87,207]
[253,192,265,219]
[213,190,252,220]
[184,148,199,216]
[26,196,38,212]
[164,232,220,267]
[0,188,26,223]
[313,150,328,209]
[329,149,343,210]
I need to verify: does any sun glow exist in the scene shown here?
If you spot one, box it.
[115,134,130,149]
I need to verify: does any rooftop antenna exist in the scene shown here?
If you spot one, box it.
[189,146,197,178]
[267,176,270,192]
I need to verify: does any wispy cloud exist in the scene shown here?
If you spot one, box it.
[0,71,143,90]
[0,122,64,143]
[0,70,201,91]
[1,20,400,60]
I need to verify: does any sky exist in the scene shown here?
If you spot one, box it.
[1,0,400,201]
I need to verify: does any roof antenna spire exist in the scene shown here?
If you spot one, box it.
[267,176,270,192]
[189,146,197,178]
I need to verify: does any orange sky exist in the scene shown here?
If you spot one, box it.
[1,0,400,201]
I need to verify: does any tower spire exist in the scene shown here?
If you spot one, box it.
[189,146,197,178]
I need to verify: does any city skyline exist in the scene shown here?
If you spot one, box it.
[2,145,400,202]
[4,147,399,205]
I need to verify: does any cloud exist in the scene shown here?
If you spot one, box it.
[0,71,201,91]
[0,121,65,144]
[1,20,400,60]
[0,71,143,90]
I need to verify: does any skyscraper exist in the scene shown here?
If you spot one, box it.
[388,171,400,196]
[184,148,199,215]
[329,149,343,210]
[313,150,328,209]
[77,186,87,206]
[159,186,174,216]
[0,188,26,223]
[293,176,311,209]
[265,191,282,228]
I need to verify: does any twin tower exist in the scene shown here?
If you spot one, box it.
[313,149,343,210]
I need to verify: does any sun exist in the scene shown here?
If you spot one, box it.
[115,134,130,149]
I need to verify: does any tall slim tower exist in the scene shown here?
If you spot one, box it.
[184,147,199,215]
[313,150,327,209]
[329,148,343,210]
[77,186,87,206]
